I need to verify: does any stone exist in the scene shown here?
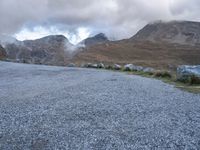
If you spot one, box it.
[97,63,105,69]
[143,67,155,73]
[113,64,122,70]
[124,64,135,71]
[177,65,200,83]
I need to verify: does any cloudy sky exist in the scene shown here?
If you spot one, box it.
[0,0,200,44]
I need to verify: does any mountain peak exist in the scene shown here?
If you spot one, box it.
[80,33,108,47]
[94,33,108,39]
[35,35,68,42]
[132,20,200,45]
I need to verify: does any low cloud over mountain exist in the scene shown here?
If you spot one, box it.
[1,0,200,42]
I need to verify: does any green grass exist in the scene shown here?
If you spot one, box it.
[121,69,200,94]
[83,65,200,94]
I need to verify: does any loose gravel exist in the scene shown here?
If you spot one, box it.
[0,61,200,150]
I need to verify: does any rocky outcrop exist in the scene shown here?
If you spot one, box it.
[177,65,200,84]
[124,64,144,72]
[79,33,109,47]
[113,64,122,70]
[132,21,200,45]
[124,64,155,73]
[4,35,74,65]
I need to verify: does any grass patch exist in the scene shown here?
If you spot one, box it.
[153,70,172,78]
[82,64,200,94]
[125,70,200,94]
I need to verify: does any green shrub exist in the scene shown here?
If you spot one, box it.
[153,70,172,78]
[190,75,200,85]
[105,65,113,70]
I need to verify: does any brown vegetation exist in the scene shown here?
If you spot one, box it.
[72,40,200,70]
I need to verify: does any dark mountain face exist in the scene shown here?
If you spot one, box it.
[4,35,75,65]
[132,21,200,45]
[0,45,6,59]
[79,33,109,47]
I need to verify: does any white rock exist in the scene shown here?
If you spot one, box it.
[177,65,200,81]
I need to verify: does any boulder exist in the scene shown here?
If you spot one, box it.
[124,64,135,71]
[143,67,155,73]
[124,64,144,71]
[177,65,200,84]
[82,63,93,68]
[91,64,98,68]
[113,64,122,70]
[97,63,105,69]
[134,66,144,71]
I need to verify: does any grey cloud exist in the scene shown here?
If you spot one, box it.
[0,0,200,40]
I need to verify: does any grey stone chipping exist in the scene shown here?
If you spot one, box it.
[0,61,200,149]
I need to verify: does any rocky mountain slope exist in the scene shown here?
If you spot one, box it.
[73,21,200,69]
[3,35,74,65]
[1,20,200,69]
[0,45,6,59]
[79,33,109,47]
[132,21,200,45]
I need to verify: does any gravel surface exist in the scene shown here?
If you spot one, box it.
[0,61,200,150]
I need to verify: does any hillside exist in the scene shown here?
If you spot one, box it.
[73,21,200,69]
[1,20,200,69]
[4,35,74,65]
[132,21,200,45]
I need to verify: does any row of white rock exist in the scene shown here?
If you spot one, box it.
[67,63,200,83]
[68,63,155,73]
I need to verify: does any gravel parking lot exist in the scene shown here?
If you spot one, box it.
[0,61,200,149]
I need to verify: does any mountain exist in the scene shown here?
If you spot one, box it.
[73,21,200,70]
[0,35,18,46]
[79,33,109,47]
[4,35,75,65]
[132,21,200,45]
[2,20,200,69]
[0,45,6,59]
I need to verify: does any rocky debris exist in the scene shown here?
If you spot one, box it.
[97,63,105,69]
[143,67,155,73]
[81,63,105,69]
[91,64,98,68]
[124,64,144,72]
[177,65,200,84]
[133,66,144,71]
[124,64,155,74]
[124,64,135,71]
[67,63,76,67]
[82,63,99,68]
[113,64,122,70]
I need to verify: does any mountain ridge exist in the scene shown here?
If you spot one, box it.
[131,20,200,45]
[1,20,200,69]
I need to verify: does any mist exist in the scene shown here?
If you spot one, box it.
[0,0,200,43]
